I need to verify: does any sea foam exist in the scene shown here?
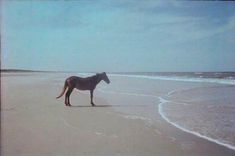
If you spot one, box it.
[109,74,235,85]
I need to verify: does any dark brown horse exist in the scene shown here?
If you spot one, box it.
[56,72,110,106]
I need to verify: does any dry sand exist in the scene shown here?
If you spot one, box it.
[1,73,235,156]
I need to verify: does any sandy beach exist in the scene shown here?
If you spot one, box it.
[1,72,235,156]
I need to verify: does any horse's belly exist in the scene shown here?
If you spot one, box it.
[75,84,92,90]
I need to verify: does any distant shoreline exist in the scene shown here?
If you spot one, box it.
[1,69,49,73]
[0,69,61,73]
[1,69,39,73]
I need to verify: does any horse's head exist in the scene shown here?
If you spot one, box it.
[100,72,110,84]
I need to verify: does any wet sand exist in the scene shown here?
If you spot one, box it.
[1,72,235,156]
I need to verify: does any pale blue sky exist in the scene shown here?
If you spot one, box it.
[1,0,235,72]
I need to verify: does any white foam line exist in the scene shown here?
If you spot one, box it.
[122,115,152,121]
[98,89,157,98]
[166,90,177,97]
[158,96,235,151]
[109,74,235,85]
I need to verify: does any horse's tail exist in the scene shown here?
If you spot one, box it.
[56,81,68,99]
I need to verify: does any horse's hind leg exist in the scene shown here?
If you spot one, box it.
[65,88,74,106]
[65,91,69,106]
[65,95,70,106]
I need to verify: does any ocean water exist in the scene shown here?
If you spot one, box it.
[97,72,235,150]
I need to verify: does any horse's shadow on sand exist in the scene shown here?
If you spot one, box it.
[69,104,147,108]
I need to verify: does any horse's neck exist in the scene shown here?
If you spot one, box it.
[94,75,102,85]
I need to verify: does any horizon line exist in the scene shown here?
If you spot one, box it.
[1,68,235,73]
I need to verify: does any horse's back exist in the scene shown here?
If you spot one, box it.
[66,76,80,86]
[66,76,94,90]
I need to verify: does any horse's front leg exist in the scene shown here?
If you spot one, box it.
[90,90,95,106]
